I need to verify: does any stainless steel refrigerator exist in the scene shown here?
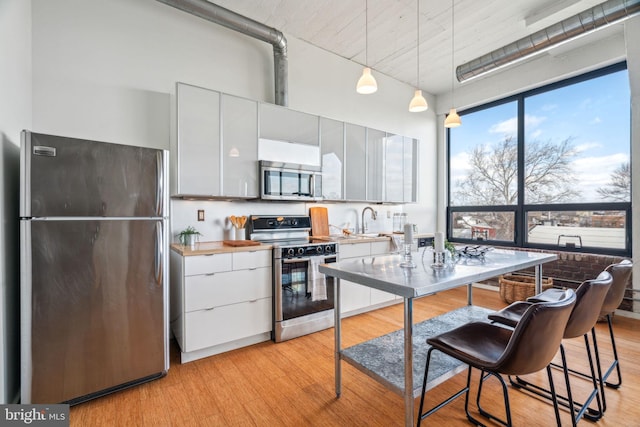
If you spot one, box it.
[19,130,169,404]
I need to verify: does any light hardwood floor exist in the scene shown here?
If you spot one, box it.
[70,287,640,426]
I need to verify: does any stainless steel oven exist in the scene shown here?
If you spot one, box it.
[248,215,338,342]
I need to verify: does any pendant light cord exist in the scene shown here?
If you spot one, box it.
[365,0,369,66]
[416,0,420,88]
[451,0,455,106]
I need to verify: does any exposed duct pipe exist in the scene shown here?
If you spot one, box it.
[457,0,640,83]
[156,0,288,106]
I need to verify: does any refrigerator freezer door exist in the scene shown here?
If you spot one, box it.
[21,219,168,404]
[20,131,167,218]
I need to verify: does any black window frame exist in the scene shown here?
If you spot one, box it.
[446,62,631,257]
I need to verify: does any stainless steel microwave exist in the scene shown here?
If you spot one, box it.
[259,160,322,201]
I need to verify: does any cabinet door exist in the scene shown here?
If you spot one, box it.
[320,117,345,200]
[404,137,418,202]
[345,123,366,201]
[260,103,319,146]
[176,83,220,196]
[384,133,405,203]
[221,94,258,197]
[340,282,371,314]
[366,128,385,202]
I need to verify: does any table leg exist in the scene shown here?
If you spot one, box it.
[467,283,473,305]
[535,264,543,294]
[404,297,414,427]
[334,277,342,398]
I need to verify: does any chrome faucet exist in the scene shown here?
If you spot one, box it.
[361,207,378,234]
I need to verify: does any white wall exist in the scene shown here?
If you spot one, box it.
[0,0,32,404]
[624,16,640,310]
[30,0,437,241]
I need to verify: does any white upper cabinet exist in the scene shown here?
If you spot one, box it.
[345,123,367,201]
[366,128,385,202]
[221,94,258,198]
[175,82,417,202]
[259,103,319,147]
[320,117,344,200]
[176,83,221,196]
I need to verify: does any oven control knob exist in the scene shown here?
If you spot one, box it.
[286,248,295,257]
[297,247,305,256]
[325,245,334,254]
[315,246,323,255]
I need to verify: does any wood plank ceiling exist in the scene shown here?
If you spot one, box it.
[210,0,621,95]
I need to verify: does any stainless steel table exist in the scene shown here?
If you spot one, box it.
[319,248,557,427]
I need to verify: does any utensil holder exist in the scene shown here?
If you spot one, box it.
[235,228,246,240]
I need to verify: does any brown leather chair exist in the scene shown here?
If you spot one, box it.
[488,271,613,426]
[417,290,576,427]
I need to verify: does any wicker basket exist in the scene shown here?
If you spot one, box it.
[498,274,554,303]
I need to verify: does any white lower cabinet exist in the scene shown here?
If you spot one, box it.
[170,249,272,363]
[339,240,397,317]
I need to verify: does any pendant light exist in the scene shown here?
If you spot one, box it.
[356,0,378,94]
[444,0,461,128]
[409,0,428,112]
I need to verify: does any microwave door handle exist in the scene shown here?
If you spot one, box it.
[310,174,315,197]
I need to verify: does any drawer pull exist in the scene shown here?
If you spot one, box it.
[205,307,215,311]
[205,273,215,276]
[249,299,258,303]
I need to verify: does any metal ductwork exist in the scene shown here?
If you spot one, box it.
[156,0,288,106]
[457,0,640,82]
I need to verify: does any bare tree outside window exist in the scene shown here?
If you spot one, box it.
[453,136,580,205]
[597,162,631,202]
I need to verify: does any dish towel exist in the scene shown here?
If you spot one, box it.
[308,257,328,301]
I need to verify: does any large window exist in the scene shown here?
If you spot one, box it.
[448,63,631,255]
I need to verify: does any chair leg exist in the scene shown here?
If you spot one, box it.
[590,326,607,413]
[473,370,511,426]
[546,364,562,427]
[417,347,470,426]
[603,313,623,388]
[582,333,604,421]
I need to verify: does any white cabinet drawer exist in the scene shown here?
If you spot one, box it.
[184,253,232,276]
[371,240,391,255]
[234,250,271,270]
[185,267,271,312]
[339,243,370,259]
[184,298,272,352]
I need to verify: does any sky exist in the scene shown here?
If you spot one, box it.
[449,69,630,204]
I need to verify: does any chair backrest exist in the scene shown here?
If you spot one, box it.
[563,271,613,338]
[601,259,633,315]
[497,290,576,376]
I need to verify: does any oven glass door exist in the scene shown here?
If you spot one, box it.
[280,256,335,320]
[263,169,314,198]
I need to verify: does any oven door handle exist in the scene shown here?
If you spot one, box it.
[281,257,336,264]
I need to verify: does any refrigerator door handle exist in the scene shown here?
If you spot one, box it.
[156,151,165,217]
[155,222,163,287]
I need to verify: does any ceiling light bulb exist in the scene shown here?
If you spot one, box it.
[409,90,428,112]
[356,67,378,94]
[444,108,461,128]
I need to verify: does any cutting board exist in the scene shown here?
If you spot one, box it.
[309,207,329,237]
[223,240,261,247]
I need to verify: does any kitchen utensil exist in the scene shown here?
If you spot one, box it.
[309,207,329,237]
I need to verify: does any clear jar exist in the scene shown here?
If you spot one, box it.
[393,213,407,233]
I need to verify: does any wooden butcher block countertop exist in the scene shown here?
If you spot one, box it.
[170,241,272,256]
